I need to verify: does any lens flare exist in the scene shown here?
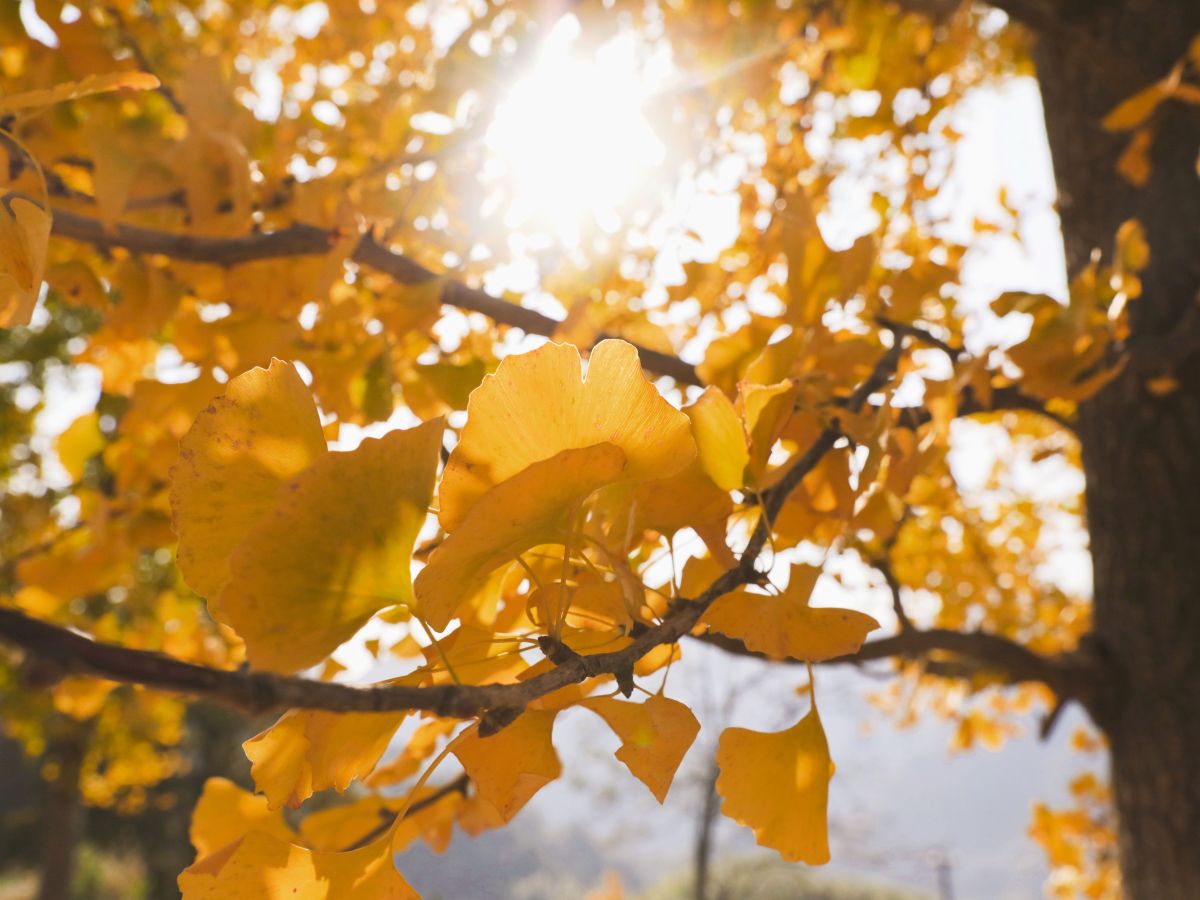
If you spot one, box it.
[485,19,667,244]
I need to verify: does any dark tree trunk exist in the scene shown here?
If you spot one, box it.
[1033,2,1200,897]
[37,739,82,900]
[693,761,721,900]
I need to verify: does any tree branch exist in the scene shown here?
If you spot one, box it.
[43,204,1075,433]
[45,207,701,386]
[0,345,906,729]
[891,383,1074,431]
[698,626,1099,709]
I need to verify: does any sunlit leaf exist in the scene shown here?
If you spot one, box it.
[453,710,561,822]
[415,443,626,630]
[438,340,695,530]
[685,386,749,491]
[56,412,104,482]
[1102,82,1167,131]
[215,418,441,671]
[715,705,834,864]
[244,710,407,810]
[702,564,879,662]
[171,360,326,600]
[0,196,52,327]
[179,829,417,899]
[189,777,294,860]
[0,71,160,114]
[582,694,700,802]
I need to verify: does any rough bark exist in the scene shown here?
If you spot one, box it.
[1033,2,1200,896]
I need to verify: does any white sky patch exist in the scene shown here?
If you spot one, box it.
[17,0,57,46]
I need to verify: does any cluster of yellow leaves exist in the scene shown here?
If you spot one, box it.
[0,1,1113,895]
[157,336,893,894]
[863,415,1091,753]
[181,778,417,899]
[1,71,160,326]
[1030,763,1120,899]
[992,219,1148,406]
[417,339,696,630]
[3,376,242,808]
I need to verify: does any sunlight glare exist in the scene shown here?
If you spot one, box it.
[485,18,667,243]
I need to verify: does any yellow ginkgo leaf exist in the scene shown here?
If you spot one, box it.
[50,675,116,721]
[582,694,700,802]
[416,623,528,687]
[415,443,626,631]
[702,564,879,662]
[453,710,561,823]
[56,412,104,482]
[216,419,441,672]
[243,709,408,810]
[0,71,161,114]
[685,386,749,491]
[367,718,459,789]
[298,796,395,853]
[438,340,695,531]
[0,196,52,327]
[171,360,326,599]
[739,380,799,484]
[596,456,731,541]
[715,705,834,865]
[390,783,463,855]
[782,188,828,327]
[189,777,295,860]
[179,828,416,899]
[1102,82,1167,132]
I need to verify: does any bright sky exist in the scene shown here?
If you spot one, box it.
[483,16,669,244]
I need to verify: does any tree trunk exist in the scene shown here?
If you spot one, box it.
[1033,2,1200,897]
[693,761,721,900]
[38,738,82,900]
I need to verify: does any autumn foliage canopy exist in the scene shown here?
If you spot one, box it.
[3,0,1197,896]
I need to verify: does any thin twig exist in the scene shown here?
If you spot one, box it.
[343,774,471,851]
[43,205,701,386]
[876,556,914,632]
[875,314,962,360]
[106,6,185,115]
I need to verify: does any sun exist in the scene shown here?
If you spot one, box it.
[484,17,668,244]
